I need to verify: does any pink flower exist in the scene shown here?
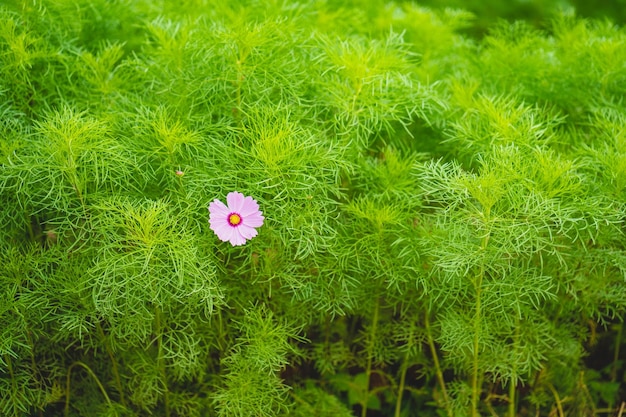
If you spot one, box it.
[208,191,264,246]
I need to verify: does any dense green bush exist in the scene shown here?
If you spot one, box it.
[1,1,625,416]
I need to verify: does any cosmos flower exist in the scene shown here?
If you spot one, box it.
[208,191,264,246]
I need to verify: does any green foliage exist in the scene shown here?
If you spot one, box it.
[0,1,625,416]
[214,306,301,417]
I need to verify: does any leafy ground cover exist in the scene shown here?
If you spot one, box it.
[1,0,625,416]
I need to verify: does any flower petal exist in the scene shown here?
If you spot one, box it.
[239,196,261,217]
[210,221,234,242]
[243,212,264,228]
[226,191,245,212]
[209,207,230,228]
[229,229,247,246]
[237,224,259,239]
[209,199,229,217]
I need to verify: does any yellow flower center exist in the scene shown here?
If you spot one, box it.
[228,213,242,226]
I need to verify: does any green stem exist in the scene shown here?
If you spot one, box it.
[350,80,363,116]
[96,321,126,406]
[508,323,520,417]
[26,212,35,241]
[25,330,44,417]
[6,355,19,417]
[324,314,331,346]
[471,271,483,417]
[154,306,170,417]
[65,361,112,417]
[234,57,244,125]
[425,310,453,417]
[547,383,564,417]
[66,163,86,209]
[393,349,409,417]
[611,321,623,384]
[361,298,380,417]
[472,225,491,417]
[508,363,517,415]
[508,373,517,417]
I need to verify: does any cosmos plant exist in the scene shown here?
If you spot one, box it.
[0,1,625,417]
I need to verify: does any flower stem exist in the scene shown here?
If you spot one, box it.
[508,324,519,417]
[25,329,44,417]
[96,321,126,406]
[471,275,483,417]
[472,218,491,417]
[508,367,517,417]
[5,355,19,417]
[425,310,453,417]
[611,321,623,384]
[547,383,564,417]
[361,298,380,417]
[65,361,112,417]
[154,306,170,417]
[393,349,409,417]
